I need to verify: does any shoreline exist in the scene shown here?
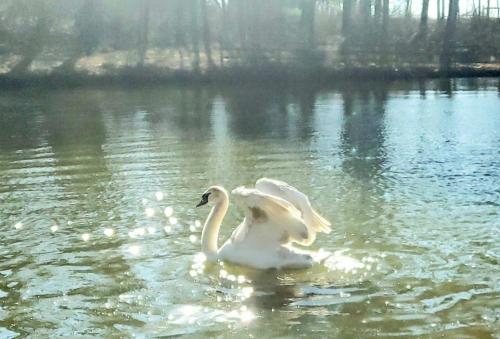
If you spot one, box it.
[1,64,499,89]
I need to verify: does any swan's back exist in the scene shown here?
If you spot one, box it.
[231,186,309,244]
[255,178,331,245]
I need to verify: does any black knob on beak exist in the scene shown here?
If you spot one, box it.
[196,193,210,207]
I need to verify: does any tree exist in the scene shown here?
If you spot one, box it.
[440,0,459,71]
[342,0,353,36]
[218,0,227,67]
[382,0,389,38]
[374,0,383,26]
[173,0,187,69]
[414,0,429,41]
[8,0,51,74]
[75,0,101,56]
[300,0,316,50]
[189,0,200,71]
[137,0,150,67]
[200,0,214,68]
[405,0,412,18]
[360,0,373,27]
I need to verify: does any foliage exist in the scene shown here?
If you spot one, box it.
[0,0,498,74]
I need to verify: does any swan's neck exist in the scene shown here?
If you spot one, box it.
[201,194,229,261]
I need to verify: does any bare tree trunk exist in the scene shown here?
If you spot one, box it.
[174,0,186,69]
[416,0,429,39]
[200,0,214,68]
[440,0,459,71]
[405,0,412,18]
[219,0,227,67]
[190,0,200,71]
[138,0,150,67]
[300,0,316,49]
[236,0,246,52]
[360,0,372,24]
[437,0,441,18]
[10,12,48,74]
[342,0,353,36]
[382,0,389,37]
[374,0,382,25]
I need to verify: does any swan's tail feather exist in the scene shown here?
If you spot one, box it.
[304,206,331,234]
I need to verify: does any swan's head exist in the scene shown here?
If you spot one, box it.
[196,186,228,207]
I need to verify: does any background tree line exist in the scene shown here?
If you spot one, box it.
[0,0,499,76]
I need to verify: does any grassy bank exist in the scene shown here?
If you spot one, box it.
[1,63,500,89]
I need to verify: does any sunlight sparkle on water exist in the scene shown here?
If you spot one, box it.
[81,233,91,242]
[189,234,198,243]
[164,225,172,233]
[14,222,23,229]
[103,228,115,237]
[324,250,366,273]
[145,207,155,217]
[129,227,146,238]
[147,227,156,234]
[169,217,178,225]
[193,252,207,264]
[164,206,173,217]
[239,306,255,323]
[155,191,164,201]
[240,286,254,300]
[190,253,206,276]
[50,225,58,233]
[195,220,201,227]
[128,245,141,256]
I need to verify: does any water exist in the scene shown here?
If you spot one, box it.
[0,79,499,338]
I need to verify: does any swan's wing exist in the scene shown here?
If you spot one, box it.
[255,178,331,245]
[231,186,309,245]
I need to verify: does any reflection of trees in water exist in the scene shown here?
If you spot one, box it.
[43,92,106,154]
[222,86,287,139]
[0,93,43,151]
[339,81,389,221]
[169,87,214,139]
[438,77,453,96]
[340,82,388,181]
[221,85,318,140]
[293,85,317,140]
[142,86,214,141]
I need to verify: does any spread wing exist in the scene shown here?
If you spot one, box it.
[231,186,309,245]
[255,178,331,246]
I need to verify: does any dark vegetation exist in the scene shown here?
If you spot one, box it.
[0,0,499,87]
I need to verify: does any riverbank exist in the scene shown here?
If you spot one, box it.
[1,63,499,89]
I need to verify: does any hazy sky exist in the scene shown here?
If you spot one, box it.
[409,0,498,18]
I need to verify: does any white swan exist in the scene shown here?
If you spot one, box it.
[195,178,331,270]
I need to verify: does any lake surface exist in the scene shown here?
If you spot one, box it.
[0,79,499,338]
